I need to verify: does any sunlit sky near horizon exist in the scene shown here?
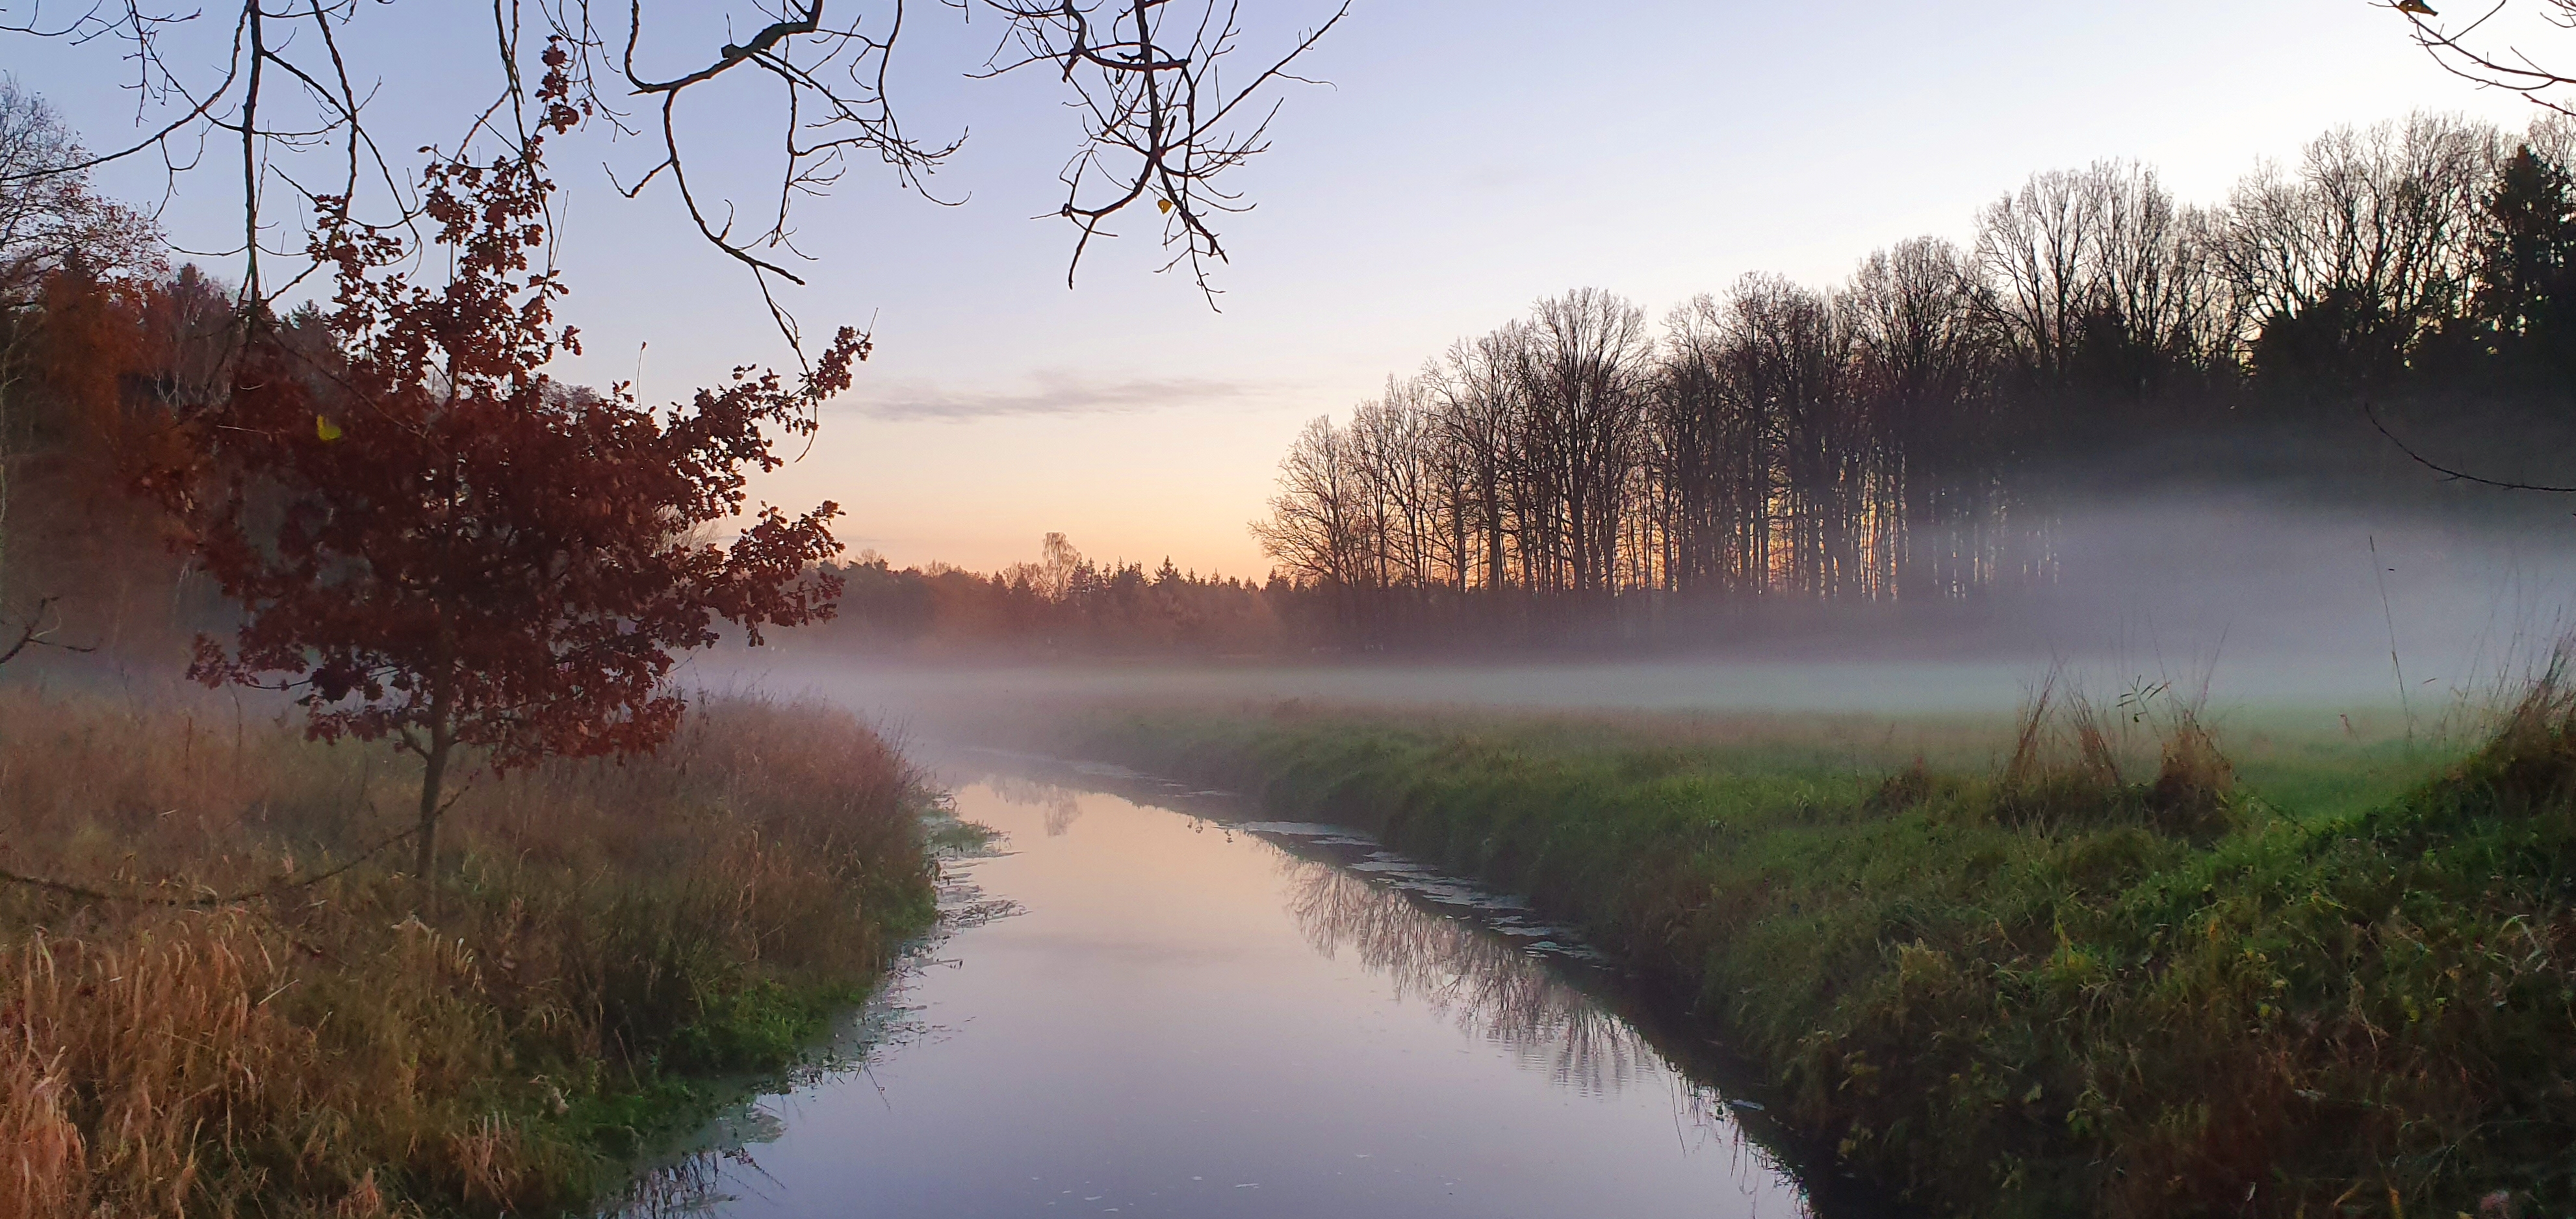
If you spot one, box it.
[8,1,2558,578]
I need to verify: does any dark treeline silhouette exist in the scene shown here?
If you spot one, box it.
[812,533,1296,656]
[805,112,2576,660]
[1239,110,2576,650]
[814,111,2576,654]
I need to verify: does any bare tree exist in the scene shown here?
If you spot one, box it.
[0,85,157,308]
[1348,375,1441,593]
[1235,103,2574,643]
[2527,109,2576,168]
[1849,238,1984,431]
[1039,531,1085,601]
[1515,289,1651,598]
[1847,235,1993,598]
[1654,293,1769,594]
[2087,163,2239,398]
[1428,329,1522,593]
[1719,274,1873,597]
[2219,114,2499,381]
[1976,166,2109,391]
[1251,415,1372,626]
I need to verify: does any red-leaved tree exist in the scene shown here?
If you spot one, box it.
[153,58,853,877]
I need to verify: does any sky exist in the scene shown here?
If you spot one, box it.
[8,0,2560,578]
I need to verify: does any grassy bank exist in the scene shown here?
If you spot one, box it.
[0,688,936,1218]
[1071,689,2576,1218]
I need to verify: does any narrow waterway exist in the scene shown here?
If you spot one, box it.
[618,755,1864,1218]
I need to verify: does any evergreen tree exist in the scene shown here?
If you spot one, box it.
[2474,144,2576,383]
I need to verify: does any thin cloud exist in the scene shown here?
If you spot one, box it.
[852,372,1256,420]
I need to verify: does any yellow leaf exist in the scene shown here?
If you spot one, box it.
[315,414,344,443]
[1157,197,1174,214]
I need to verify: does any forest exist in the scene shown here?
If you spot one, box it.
[805,109,2576,657]
[23,107,2576,662]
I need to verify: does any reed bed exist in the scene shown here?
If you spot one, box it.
[0,687,934,1218]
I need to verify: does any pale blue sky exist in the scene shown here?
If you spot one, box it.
[9,1,2554,575]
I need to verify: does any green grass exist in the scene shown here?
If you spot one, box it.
[1068,695,2575,1218]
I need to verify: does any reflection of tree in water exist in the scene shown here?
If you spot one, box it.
[979,775,1085,836]
[1283,860,1651,1096]
[1285,857,1819,1215]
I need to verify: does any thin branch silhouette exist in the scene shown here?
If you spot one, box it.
[2363,397,2576,492]
[2399,0,2576,115]
[0,821,423,907]
[3,0,1343,356]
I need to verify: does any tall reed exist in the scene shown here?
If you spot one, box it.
[0,687,933,1217]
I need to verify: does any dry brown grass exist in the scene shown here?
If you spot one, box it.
[0,686,931,1217]
[1992,669,2237,838]
[2147,710,2235,832]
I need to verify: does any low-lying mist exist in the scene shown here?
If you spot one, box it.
[717,483,2576,745]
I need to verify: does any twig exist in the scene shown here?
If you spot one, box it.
[2363,398,2576,493]
[0,597,96,667]
[0,823,421,908]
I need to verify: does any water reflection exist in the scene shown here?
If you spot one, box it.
[1282,860,1650,1095]
[937,763,1701,1097]
[619,1142,770,1219]
[602,843,1007,1218]
[604,758,1863,1219]
[1257,830,1822,1211]
[982,771,1085,836]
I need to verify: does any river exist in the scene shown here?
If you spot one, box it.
[613,753,1873,1218]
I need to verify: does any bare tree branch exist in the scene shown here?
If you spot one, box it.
[2363,397,2576,491]
[1,0,1343,355]
[0,819,421,906]
[2399,0,2576,115]
[0,597,97,667]
[973,0,1349,302]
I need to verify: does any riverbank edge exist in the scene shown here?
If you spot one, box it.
[586,810,994,1211]
[1064,708,2576,1218]
[558,824,962,1211]
[558,973,899,1180]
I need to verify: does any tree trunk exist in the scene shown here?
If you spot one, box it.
[413,717,451,878]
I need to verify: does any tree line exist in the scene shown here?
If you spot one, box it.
[1252,111,2576,645]
[812,533,1294,656]
[22,97,2576,663]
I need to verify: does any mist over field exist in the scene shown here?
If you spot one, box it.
[725,483,2576,738]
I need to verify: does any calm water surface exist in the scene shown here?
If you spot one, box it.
[623,758,1847,1218]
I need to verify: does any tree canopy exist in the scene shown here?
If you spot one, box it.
[155,75,854,875]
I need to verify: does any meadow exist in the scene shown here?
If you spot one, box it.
[0,687,936,1218]
[1068,673,2576,1217]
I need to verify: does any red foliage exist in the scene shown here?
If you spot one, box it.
[153,62,855,874]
